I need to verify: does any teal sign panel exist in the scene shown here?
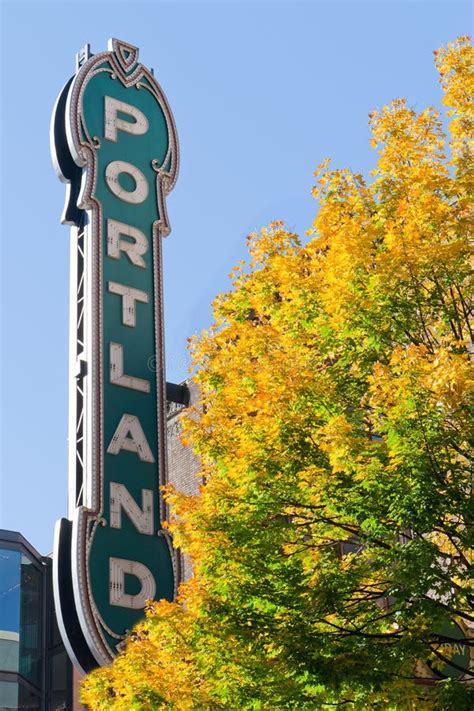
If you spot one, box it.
[427,620,472,680]
[51,39,178,668]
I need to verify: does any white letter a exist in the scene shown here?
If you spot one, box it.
[107,414,155,463]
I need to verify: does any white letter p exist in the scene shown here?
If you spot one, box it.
[104,96,149,143]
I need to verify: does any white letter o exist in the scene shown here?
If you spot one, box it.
[105,160,149,204]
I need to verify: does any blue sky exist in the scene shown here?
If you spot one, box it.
[0,1,470,553]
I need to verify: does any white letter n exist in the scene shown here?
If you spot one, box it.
[110,482,154,535]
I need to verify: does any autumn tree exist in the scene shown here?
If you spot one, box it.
[82,37,473,710]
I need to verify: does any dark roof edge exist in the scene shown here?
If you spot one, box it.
[0,529,45,562]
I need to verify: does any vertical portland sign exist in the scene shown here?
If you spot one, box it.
[51,39,178,671]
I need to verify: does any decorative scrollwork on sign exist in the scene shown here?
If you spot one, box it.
[51,38,179,671]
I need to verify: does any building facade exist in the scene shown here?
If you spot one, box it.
[0,530,72,711]
[166,380,202,583]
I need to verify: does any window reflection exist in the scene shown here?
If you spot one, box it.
[0,548,43,691]
[19,556,42,688]
[18,684,41,711]
[50,650,69,710]
[0,679,18,710]
[0,549,21,676]
[0,538,71,709]
[0,679,40,711]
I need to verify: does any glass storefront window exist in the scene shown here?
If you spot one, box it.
[0,549,21,675]
[0,548,43,689]
[19,556,42,688]
[49,650,69,711]
[18,684,40,711]
[0,680,18,711]
[0,681,41,711]
[0,533,74,709]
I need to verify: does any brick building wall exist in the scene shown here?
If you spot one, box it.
[166,380,202,583]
